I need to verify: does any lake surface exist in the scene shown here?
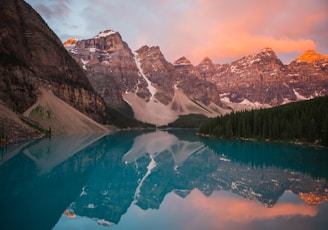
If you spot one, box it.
[1,130,328,230]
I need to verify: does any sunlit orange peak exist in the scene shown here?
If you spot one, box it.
[296,50,328,63]
[63,38,78,46]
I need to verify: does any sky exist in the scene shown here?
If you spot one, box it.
[25,0,328,65]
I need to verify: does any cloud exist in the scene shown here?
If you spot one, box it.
[26,0,328,64]
[188,33,315,64]
[158,0,326,64]
[34,4,53,18]
[34,0,71,19]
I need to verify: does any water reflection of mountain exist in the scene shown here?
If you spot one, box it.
[0,132,129,230]
[1,130,327,229]
[70,130,328,226]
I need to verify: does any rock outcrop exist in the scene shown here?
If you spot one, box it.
[67,30,144,107]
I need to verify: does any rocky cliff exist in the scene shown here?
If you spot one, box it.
[0,0,109,142]
[67,30,144,108]
[173,56,221,106]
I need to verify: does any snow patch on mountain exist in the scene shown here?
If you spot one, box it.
[239,99,264,108]
[94,30,117,38]
[220,94,271,112]
[134,53,157,99]
[293,89,311,101]
[81,59,89,70]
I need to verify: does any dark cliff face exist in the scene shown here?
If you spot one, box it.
[0,0,106,121]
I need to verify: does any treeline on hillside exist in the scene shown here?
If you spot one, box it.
[199,96,328,146]
[164,114,208,128]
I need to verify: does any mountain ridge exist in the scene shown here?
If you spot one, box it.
[64,30,328,125]
[66,31,223,125]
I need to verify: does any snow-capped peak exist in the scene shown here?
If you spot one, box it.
[94,29,117,38]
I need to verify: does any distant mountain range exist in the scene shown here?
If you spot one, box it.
[65,30,328,126]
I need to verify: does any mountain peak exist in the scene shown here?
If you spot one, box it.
[174,56,192,66]
[199,57,213,65]
[63,38,78,46]
[261,47,273,52]
[296,50,328,63]
[94,29,117,38]
[257,47,276,57]
[135,45,164,61]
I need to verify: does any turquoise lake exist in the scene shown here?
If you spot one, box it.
[0,130,328,230]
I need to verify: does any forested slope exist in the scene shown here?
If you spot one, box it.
[199,96,328,146]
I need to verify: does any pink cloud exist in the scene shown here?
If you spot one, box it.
[26,0,328,64]
[158,0,327,64]
[189,33,315,64]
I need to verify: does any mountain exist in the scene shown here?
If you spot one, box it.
[199,48,328,107]
[66,32,223,126]
[198,48,291,106]
[67,30,142,108]
[0,0,109,143]
[287,50,328,99]
[65,29,328,126]
[296,50,328,63]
